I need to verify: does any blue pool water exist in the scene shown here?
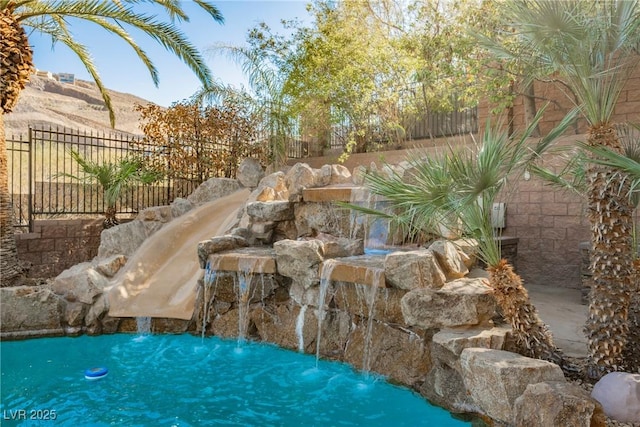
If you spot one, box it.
[1,334,470,426]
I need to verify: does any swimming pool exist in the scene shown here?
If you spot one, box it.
[1,334,470,426]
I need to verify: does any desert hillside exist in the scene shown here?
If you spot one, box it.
[4,75,154,138]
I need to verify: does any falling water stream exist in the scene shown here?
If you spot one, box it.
[315,259,338,366]
[296,304,308,352]
[361,268,383,375]
[135,316,151,336]
[202,260,218,342]
[235,257,268,347]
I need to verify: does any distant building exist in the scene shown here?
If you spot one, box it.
[57,73,75,84]
[34,69,53,79]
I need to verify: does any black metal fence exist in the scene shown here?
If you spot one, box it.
[6,127,249,231]
[7,103,476,231]
[328,104,478,150]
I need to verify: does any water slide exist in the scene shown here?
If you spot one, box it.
[108,189,250,320]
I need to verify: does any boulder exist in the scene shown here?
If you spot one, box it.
[197,235,250,268]
[428,240,470,279]
[351,165,367,185]
[452,238,479,269]
[97,219,149,258]
[591,372,640,424]
[344,320,431,385]
[237,158,265,188]
[289,281,321,307]
[256,171,289,200]
[186,177,241,206]
[385,250,447,290]
[51,262,109,304]
[0,286,64,333]
[317,164,352,186]
[333,283,405,325]
[422,327,513,411]
[170,197,194,218]
[294,202,352,238]
[460,348,565,424]
[285,163,316,201]
[515,381,606,427]
[246,201,294,222]
[85,293,109,331]
[314,233,364,258]
[274,239,324,288]
[94,254,127,278]
[400,278,495,328]
[138,205,172,223]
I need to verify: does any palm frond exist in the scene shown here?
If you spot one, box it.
[480,0,640,126]
[14,0,221,127]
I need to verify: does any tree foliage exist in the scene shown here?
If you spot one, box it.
[134,97,267,182]
[223,0,517,161]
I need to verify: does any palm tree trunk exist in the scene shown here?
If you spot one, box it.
[585,124,634,379]
[622,258,640,373]
[0,112,25,285]
[103,205,119,229]
[488,260,568,367]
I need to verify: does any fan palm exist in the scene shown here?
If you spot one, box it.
[481,0,640,379]
[200,44,293,168]
[0,0,223,285]
[58,149,162,229]
[579,124,640,374]
[349,107,578,371]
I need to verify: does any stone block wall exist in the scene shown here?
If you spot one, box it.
[15,219,103,278]
[292,142,592,289]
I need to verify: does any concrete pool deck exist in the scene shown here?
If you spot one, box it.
[527,284,588,358]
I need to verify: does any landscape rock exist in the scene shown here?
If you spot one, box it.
[0,286,64,333]
[460,348,565,424]
[138,205,172,223]
[591,372,640,424]
[385,250,446,290]
[170,197,194,218]
[314,233,364,258]
[51,262,109,304]
[274,239,324,288]
[197,235,250,268]
[422,327,513,411]
[452,238,479,269]
[237,158,265,188]
[256,171,289,200]
[344,321,431,385]
[294,202,351,238]
[515,381,606,427]
[97,219,149,258]
[186,177,241,206]
[285,163,316,201]
[317,164,352,186]
[400,278,495,328]
[429,240,470,279]
[94,254,127,278]
[246,201,294,222]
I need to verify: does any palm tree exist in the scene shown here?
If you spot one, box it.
[58,149,161,229]
[0,0,223,286]
[578,124,640,374]
[200,44,294,168]
[348,108,578,372]
[481,0,640,379]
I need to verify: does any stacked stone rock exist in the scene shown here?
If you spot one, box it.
[1,158,619,426]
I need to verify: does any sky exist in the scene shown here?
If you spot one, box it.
[28,1,312,107]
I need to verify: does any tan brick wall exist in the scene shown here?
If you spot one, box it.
[15,219,103,278]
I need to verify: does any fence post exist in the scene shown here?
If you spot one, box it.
[28,127,34,232]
